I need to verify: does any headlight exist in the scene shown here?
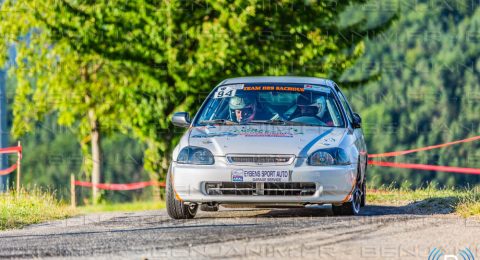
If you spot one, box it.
[177,146,215,165]
[308,148,350,166]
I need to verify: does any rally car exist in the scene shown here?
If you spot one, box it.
[167,76,368,219]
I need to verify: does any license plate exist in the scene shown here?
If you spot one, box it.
[231,169,291,182]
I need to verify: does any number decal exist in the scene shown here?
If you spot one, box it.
[213,84,244,99]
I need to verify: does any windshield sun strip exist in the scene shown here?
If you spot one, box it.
[193,83,346,127]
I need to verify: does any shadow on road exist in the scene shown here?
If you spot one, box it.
[362,196,458,216]
[206,196,459,219]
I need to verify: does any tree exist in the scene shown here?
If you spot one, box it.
[36,0,396,180]
[1,0,396,189]
[0,1,141,202]
[343,0,480,188]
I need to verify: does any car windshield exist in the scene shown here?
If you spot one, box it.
[195,83,345,127]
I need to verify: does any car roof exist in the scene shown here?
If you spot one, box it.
[219,76,336,88]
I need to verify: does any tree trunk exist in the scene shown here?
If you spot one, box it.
[89,108,102,204]
[82,64,104,204]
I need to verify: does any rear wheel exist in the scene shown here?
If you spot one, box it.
[166,165,198,219]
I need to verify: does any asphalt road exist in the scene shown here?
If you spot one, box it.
[0,203,479,260]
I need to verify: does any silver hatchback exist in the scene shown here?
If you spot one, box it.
[167,76,368,219]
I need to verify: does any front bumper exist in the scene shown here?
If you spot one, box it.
[172,157,357,205]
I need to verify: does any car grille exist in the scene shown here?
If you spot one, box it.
[226,154,295,165]
[205,182,316,196]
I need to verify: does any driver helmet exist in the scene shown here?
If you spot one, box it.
[312,96,327,117]
[229,95,257,123]
[297,95,327,118]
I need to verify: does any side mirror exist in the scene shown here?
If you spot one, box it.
[352,113,362,128]
[172,112,191,128]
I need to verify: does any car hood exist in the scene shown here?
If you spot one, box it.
[188,125,347,157]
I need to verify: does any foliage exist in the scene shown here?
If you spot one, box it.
[0,0,148,202]
[29,0,395,178]
[343,0,480,187]
[0,0,395,189]
[19,124,149,203]
[1,74,148,202]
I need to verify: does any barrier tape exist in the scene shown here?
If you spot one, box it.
[0,145,22,176]
[368,135,480,175]
[73,135,480,189]
[368,135,480,158]
[0,146,22,155]
[74,180,165,191]
[368,160,480,175]
[0,164,18,176]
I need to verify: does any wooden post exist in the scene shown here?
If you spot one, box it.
[70,174,76,208]
[16,141,21,192]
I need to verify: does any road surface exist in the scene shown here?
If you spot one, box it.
[0,202,479,259]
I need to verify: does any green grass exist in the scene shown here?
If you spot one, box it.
[78,200,165,214]
[367,184,480,217]
[0,189,164,230]
[0,190,74,230]
[455,191,480,217]
[367,186,467,204]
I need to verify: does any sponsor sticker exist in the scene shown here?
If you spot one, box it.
[231,169,244,182]
[214,84,244,99]
[243,85,305,92]
[231,169,290,182]
[304,84,330,93]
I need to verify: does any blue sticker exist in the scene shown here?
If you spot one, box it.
[232,170,244,182]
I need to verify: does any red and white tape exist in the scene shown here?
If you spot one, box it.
[368,135,480,174]
[73,135,480,190]
[74,180,165,191]
[368,160,480,175]
[0,145,22,176]
[368,135,480,158]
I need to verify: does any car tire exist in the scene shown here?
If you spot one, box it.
[332,185,362,216]
[200,203,219,212]
[360,161,367,207]
[166,165,198,219]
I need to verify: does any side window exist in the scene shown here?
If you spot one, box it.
[337,92,354,124]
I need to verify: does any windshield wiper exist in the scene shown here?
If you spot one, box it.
[199,119,237,125]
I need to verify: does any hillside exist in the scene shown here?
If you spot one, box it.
[344,0,480,187]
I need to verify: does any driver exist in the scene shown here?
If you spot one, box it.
[292,95,333,126]
[297,96,326,117]
[229,95,257,123]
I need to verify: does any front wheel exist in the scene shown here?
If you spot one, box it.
[332,186,362,216]
[166,165,198,219]
[361,162,367,207]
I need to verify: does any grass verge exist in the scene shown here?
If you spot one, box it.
[0,190,74,230]
[455,191,480,217]
[367,185,480,217]
[78,200,165,214]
